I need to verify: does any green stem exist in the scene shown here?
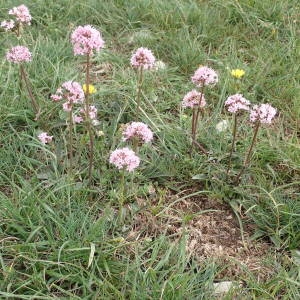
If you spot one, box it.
[235,122,260,184]
[135,67,144,119]
[227,114,238,175]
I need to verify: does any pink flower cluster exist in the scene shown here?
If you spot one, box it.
[130,47,156,70]
[109,147,140,172]
[6,46,31,63]
[38,132,53,145]
[182,90,206,108]
[122,122,153,143]
[61,81,85,104]
[1,5,31,32]
[225,94,251,113]
[5,4,32,29]
[88,105,97,119]
[71,25,104,56]
[50,88,63,102]
[250,104,277,124]
[9,4,31,25]
[80,105,98,120]
[51,81,84,112]
[1,20,15,31]
[51,81,99,125]
[73,115,83,124]
[191,66,218,87]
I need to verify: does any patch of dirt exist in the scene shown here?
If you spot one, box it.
[0,185,12,197]
[126,189,273,280]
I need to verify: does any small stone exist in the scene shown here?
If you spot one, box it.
[213,281,233,295]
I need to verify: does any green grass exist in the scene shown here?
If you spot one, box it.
[1,0,300,298]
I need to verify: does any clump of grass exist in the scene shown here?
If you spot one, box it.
[2,6,40,118]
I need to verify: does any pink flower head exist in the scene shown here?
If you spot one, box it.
[122,122,154,143]
[9,5,31,25]
[71,25,104,56]
[50,87,63,102]
[130,47,156,70]
[250,103,277,124]
[61,81,84,103]
[182,90,206,108]
[109,147,140,172]
[191,66,218,87]
[80,105,97,120]
[6,46,31,63]
[73,115,83,123]
[1,20,15,31]
[50,94,62,102]
[88,105,97,119]
[225,94,251,113]
[52,81,84,104]
[62,101,72,112]
[38,132,53,145]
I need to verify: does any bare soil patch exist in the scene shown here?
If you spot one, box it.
[127,189,273,280]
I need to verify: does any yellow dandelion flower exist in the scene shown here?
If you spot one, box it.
[82,84,97,94]
[231,69,245,79]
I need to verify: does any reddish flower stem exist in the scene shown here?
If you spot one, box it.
[191,108,196,142]
[85,53,94,184]
[235,122,260,184]
[68,106,74,174]
[227,113,238,175]
[20,64,40,119]
[135,66,144,119]
[191,83,206,152]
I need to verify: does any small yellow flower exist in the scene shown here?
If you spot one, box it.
[82,84,97,94]
[231,69,245,79]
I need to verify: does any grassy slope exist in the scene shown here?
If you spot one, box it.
[0,0,300,298]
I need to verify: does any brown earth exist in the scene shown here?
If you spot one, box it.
[126,188,273,281]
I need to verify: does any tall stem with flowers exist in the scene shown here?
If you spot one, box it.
[6,46,40,119]
[224,93,251,175]
[235,103,277,184]
[84,53,95,182]
[109,147,140,215]
[182,66,218,152]
[3,5,41,119]
[192,83,206,143]
[71,25,104,184]
[51,81,85,175]
[182,89,207,147]
[130,47,155,120]
[121,121,154,153]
